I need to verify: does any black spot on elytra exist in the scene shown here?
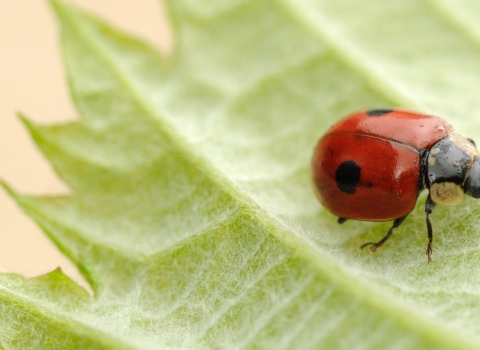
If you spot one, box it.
[335,160,361,194]
[366,108,395,117]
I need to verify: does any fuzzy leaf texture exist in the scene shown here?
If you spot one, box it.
[4,0,480,349]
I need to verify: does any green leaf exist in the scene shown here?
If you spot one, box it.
[4,0,480,348]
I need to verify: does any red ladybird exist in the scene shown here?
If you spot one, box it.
[312,108,480,262]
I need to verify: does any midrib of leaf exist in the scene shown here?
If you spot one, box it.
[50,1,477,349]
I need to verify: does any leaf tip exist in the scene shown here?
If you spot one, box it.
[0,181,28,209]
[17,111,35,127]
[47,0,65,15]
[47,0,79,25]
[17,112,46,144]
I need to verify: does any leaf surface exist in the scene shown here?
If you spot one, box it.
[4,0,480,348]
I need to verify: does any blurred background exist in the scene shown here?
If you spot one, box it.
[0,0,171,287]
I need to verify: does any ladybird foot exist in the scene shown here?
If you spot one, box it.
[360,242,380,252]
[426,247,433,263]
[426,238,433,262]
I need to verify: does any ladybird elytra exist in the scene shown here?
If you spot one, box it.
[312,108,480,262]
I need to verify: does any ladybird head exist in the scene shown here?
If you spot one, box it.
[427,134,480,206]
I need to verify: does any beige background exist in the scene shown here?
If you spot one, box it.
[0,1,171,287]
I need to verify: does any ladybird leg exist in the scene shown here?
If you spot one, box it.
[338,217,348,224]
[425,195,436,263]
[360,216,407,252]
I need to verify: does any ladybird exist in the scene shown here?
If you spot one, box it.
[312,108,480,262]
